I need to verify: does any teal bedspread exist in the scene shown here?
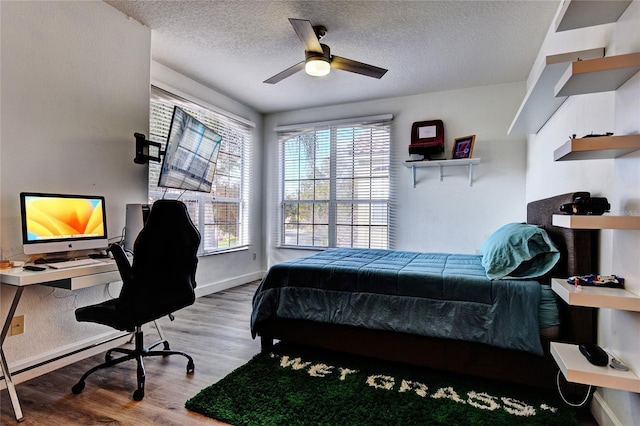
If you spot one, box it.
[251,248,546,355]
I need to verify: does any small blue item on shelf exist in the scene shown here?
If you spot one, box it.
[568,274,625,289]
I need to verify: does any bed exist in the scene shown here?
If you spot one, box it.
[251,192,598,390]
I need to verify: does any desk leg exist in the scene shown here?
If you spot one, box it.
[1,286,25,422]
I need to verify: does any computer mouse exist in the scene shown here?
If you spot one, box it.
[579,343,608,366]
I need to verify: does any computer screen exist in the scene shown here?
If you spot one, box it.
[20,192,109,256]
[158,106,222,193]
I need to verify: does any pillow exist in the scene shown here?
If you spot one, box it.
[480,223,560,280]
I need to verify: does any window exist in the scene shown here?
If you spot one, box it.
[148,86,253,254]
[277,115,392,249]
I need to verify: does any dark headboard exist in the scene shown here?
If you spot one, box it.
[527,192,599,343]
[527,192,599,278]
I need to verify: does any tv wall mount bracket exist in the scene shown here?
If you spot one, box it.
[134,133,165,164]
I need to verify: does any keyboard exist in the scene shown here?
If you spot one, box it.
[46,258,104,269]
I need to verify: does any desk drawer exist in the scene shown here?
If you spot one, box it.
[44,271,122,290]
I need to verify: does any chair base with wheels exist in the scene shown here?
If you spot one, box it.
[71,325,195,401]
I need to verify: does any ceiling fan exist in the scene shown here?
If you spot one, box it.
[264,18,388,84]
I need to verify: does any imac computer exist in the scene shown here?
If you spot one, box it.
[20,192,109,258]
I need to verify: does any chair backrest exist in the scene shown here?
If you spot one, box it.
[119,199,201,325]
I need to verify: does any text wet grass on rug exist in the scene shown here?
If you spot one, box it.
[186,344,578,426]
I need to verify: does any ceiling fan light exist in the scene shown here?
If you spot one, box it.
[305,58,330,76]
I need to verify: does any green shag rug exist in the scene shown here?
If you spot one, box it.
[186,344,579,426]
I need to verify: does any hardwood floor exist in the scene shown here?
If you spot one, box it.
[1,282,262,425]
[1,281,598,425]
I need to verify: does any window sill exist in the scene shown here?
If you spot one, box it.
[276,245,327,251]
[199,245,249,257]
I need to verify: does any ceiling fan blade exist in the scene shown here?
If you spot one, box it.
[289,18,323,54]
[331,56,388,79]
[263,61,305,84]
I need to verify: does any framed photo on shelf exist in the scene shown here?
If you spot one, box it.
[451,135,476,159]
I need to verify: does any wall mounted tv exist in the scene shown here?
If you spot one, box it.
[158,106,222,193]
[20,192,109,256]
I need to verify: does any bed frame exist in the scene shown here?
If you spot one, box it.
[254,192,599,390]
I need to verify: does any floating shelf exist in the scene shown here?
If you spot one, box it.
[551,342,640,393]
[403,158,480,188]
[552,278,640,312]
[555,0,632,32]
[552,214,640,230]
[555,52,640,97]
[508,48,604,136]
[554,134,640,161]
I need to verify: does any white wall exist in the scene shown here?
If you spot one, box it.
[526,2,640,425]
[263,82,528,266]
[150,62,265,295]
[0,1,265,383]
[1,0,150,369]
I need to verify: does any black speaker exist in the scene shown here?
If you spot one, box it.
[560,196,610,215]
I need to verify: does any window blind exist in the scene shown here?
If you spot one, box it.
[277,115,393,249]
[149,86,252,254]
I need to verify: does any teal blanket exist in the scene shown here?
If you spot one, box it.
[251,248,544,355]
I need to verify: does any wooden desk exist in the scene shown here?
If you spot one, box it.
[1,261,120,422]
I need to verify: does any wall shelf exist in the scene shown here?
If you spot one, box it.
[551,342,640,393]
[508,48,604,136]
[555,0,632,32]
[552,278,640,312]
[555,52,640,97]
[403,158,480,188]
[547,0,640,397]
[552,214,640,230]
[554,134,640,161]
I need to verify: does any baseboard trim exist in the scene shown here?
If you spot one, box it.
[0,331,130,390]
[590,389,623,426]
[195,271,264,297]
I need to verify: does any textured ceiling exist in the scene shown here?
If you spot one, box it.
[105,0,561,114]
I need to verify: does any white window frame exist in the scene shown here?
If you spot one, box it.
[148,86,253,255]
[277,115,392,250]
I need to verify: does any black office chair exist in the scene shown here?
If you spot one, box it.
[72,199,200,401]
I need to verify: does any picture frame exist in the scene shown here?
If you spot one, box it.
[451,135,476,159]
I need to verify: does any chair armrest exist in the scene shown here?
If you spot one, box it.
[109,243,134,283]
